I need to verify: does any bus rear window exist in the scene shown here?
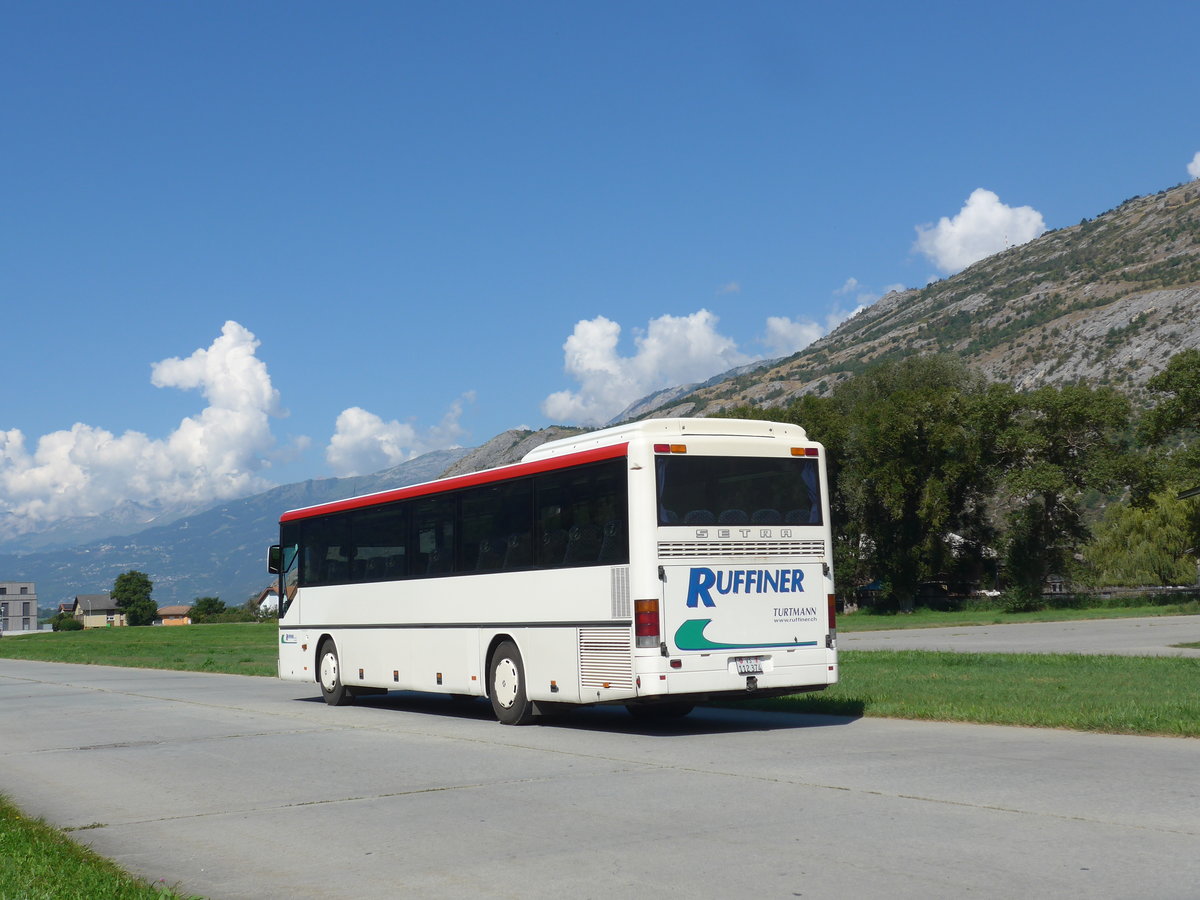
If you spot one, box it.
[656,456,822,527]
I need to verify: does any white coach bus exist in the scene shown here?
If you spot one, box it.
[269,418,837,724]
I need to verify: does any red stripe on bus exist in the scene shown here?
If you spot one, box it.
[280,442,630,523]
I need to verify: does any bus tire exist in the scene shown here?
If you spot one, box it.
[318,639,355,706]
[626,702,694,720]
[488,640,535,725]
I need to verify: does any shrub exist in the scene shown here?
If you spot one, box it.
[50,613,83,632]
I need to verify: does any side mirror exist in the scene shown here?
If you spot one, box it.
[267,545,282,575]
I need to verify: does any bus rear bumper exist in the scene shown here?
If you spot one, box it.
[633,659,836,699]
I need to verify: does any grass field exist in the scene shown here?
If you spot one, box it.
[1,612,1197,736]
[837,601,1200,631]
[0,794,196,899]
[0,623,277,675]
[743,649,1200,737]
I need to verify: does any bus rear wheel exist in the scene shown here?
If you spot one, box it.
[489,640,535,725]
[318,640,355,706]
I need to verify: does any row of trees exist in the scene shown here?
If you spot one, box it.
[730,350,1200,609]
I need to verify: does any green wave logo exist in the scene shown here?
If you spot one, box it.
[673,618,819,651]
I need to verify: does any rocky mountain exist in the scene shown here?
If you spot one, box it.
[630,180,1200,418]
[603,357,785,425]
[6,448,469,609]
[438,426,585,477]
[0,498,214,555]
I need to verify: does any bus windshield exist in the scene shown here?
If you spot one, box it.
[655,455,822,527]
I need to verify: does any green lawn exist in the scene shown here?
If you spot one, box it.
[0,794,197,899]
[837,602,1200,631]
[743,649,1200,737]
[0,623,277,675]
[2,614,1197,737]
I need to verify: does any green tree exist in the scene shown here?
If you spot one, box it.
[997,384,1132,597]
[776,356,1004,608]
[1140,348,1200,444]
[1138,349,1200,560]
[191,597,226,620]
[112,570,157,627]
[1081,490,1200,587]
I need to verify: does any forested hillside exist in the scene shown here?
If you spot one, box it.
[725,351,1200,608]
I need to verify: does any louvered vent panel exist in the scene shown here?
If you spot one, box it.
[578,628,633,690]
[610,566,630,619]
[658,540,826,559]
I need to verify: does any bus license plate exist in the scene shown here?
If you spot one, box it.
[734,656,763,675]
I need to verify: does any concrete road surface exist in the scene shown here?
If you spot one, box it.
[2,658,1198,899]
[841,613,1200,656]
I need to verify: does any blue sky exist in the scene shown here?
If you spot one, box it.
[3,1,1199,529]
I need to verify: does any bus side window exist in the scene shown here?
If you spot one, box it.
[460,479,533,574]
[413,496,455,576]
[301,514,352,586]
[535,475,569,567]
[461,485,499,573]
[534,460,627,568]
[353,504,408,583]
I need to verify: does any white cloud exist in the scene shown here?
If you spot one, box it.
[716,281,741,295]
[0,321,281,524]
[542,310,751,425]
[763,294,870,358]
[835,277,859,296]
[542,292,883,425]
[762,316,825,357]
[1189,151,1200,180]
[325,393,472,477]
[914,188,1046,274]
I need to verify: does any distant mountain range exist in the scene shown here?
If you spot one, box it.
[10,179,1200,612]
[4,449,467,609]
[7,429,584,611]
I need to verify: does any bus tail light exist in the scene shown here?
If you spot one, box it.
[792,447,820,457]
[653,443,687,454]
[634,598,660,648]
[827,593,837,637]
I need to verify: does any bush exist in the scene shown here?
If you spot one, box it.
[190,597,226,618]
[1000,590,1046,614]
[50,613,83,632]
[192,608,260,624]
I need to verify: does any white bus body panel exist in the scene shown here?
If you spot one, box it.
[277,418,837,714]
[279,566,631,704]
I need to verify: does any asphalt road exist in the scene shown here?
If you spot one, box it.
[841,613,1200,656]
[1,655,1197,899]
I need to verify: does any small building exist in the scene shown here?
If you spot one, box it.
[72,594,126,629]
[0,581,38,633]
[1043,574,1069,595]
[253,586,280,616]
[0,582,39,634]
[155,605,193,626]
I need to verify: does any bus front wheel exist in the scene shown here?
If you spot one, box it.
[489,640,535,725]
[318,640,355,707]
